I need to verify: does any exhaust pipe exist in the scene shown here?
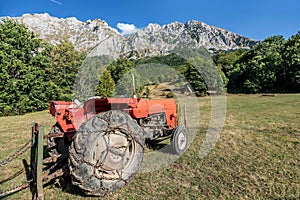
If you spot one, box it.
[131,74,137,98]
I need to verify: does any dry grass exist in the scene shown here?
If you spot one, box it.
[0,94,299,199]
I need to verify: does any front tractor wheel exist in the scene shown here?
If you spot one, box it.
[171,126,188,155]
[69,110,144,196]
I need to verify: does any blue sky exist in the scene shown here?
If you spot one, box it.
[0,0,299,40]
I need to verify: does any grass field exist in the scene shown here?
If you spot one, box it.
[0,94,299,199]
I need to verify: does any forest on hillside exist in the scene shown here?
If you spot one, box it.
[0,18,299,116]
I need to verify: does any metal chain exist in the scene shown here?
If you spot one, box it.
[0,179,32,198]
[0,139,32,167]
[0,169,24,185]
[0,131,68,197]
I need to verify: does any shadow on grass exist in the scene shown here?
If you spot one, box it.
[43,174,89,197]
[146,138,174,154]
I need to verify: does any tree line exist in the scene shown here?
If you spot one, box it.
[213,34,300,93]
[0,18,299,116]
[0,19,85,115]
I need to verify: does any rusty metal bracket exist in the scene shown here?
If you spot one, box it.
[44,132,64,139]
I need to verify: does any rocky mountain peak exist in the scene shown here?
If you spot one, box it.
[144,23,161,33]
[11,13,258,58]
[163,22,185,33]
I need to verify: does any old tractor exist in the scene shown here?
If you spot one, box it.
[45,96,188,196]
[0,96,188,198]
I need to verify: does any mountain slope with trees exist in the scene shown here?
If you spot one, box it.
[0,18,299,116]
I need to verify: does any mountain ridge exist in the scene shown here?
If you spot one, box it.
[10,13,259,58]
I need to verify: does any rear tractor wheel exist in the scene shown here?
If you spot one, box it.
[69,110,144,196]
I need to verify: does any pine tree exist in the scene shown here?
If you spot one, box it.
[49,38,86,100]
[95,70,115,97]
[0,18,53,115]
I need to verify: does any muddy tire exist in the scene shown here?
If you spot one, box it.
[171,126,188,155]
[47,123,66,157]
[69,110,144,196]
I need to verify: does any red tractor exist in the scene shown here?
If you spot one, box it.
[47,96,188,196]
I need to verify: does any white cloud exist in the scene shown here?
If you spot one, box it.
[50,0,63,6]
[117,23,138,35]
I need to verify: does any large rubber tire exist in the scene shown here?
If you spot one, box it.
[47,123,66,157]
[69,110,144,196]
[171,126,188,155]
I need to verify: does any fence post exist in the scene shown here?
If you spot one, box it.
[31,123,44,200]
[36,126,44,200]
